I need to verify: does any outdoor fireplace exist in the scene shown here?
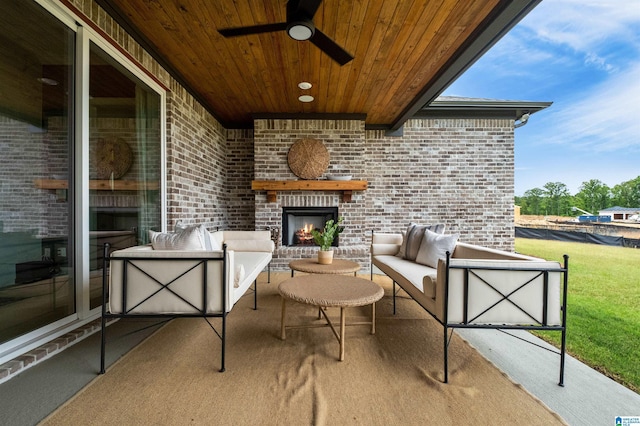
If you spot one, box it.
[282,207,339,247]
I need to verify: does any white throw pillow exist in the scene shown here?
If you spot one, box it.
[173,223,214,250]
[398,223,446,260]
[148,227,205,250]
[415,229,459,268]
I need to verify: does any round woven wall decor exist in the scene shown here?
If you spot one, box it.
[90,137,134,180]
[287,138,329,179]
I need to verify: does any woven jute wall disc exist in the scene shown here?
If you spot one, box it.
[90,137,134,180]
[287,138,329,179]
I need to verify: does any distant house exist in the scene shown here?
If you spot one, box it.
[598,207,640,221]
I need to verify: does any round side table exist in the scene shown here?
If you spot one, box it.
[289,258,361,277]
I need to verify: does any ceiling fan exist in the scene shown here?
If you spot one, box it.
[218,0,353,66]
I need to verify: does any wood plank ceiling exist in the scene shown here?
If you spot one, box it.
[94,0,540,130]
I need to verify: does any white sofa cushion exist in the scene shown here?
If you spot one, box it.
[231,251,272,303]
[208,230,273,252]
[225,239,274,252]
[373,254,438,299]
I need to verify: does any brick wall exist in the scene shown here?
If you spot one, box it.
[165,85,229,231]
[226,129,255,230]
[249,117,514,270]
[365,119,515,250]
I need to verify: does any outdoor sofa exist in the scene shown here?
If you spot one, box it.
[100,227,274,373]
[370,225,568,384]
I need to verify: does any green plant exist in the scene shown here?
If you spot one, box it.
[310,217,344,251]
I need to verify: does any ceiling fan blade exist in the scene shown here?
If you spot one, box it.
[288,0,323,20]
[310,29,353,65]
[219,22,288,37]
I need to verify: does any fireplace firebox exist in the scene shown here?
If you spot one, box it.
[282,207,339,247]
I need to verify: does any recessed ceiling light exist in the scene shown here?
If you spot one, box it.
[298,82,312,90]
[298,95,314,103]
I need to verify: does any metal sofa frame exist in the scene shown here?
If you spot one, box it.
[374,245,569,385]
[100,243,240,374]
[441,253,569,385]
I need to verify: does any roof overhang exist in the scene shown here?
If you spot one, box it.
[416,96,552,120]
[87,0,543,131]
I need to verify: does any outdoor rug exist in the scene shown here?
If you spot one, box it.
[40,272,565,425]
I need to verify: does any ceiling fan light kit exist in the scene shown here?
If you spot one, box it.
[218,0,353,65]
[287,21,314,41]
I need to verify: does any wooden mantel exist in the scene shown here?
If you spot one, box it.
[251,180,367,203]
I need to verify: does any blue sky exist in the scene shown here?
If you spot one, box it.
[442,0,640,196]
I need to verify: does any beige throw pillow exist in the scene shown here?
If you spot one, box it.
[415,229,459,268]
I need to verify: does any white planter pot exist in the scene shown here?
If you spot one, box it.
[317,249,334,264]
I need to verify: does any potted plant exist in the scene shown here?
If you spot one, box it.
[310,217,344,264]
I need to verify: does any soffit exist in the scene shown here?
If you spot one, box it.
[92,0,541,130]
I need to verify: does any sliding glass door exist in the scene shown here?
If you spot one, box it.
[0,0,163,357]
[88,43,161,309]
[0,0,75,344]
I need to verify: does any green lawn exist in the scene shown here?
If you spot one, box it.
[515,238,640,392]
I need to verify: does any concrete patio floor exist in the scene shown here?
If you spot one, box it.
[458,328,639,426]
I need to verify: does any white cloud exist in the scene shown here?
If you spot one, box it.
[584,52,616,73]
[522,0,640,72]
[541,61,640,151]
[489,31,559,68]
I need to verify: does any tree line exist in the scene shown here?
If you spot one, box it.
[515,176,640,216]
